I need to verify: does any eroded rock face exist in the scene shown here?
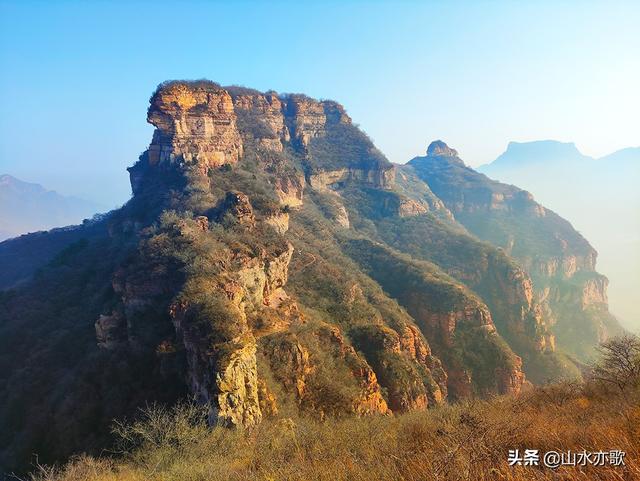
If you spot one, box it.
[351,323,445,410]
[581,275,608,307]
[427,140,462,160]
[308,166,395,191]
[343,238,526,399]
[264,211,290,234]
[233,92,290,151]
[495,355,527,395]
[94,312,126,349]
[257,378,278,417]
[214,191,256,228]
[147,82,243,172]
[273,174,305,207]
[334,204,350,228]
[168,239,296,427]
[213,339,262,426]
[263,334,314,402]
[409,142,551,218]
[287,95,333,148]
[133,81,397,205]
[320,326,390,415]
[397,199,428,217]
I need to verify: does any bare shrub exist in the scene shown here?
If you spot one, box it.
[590,334,640,392]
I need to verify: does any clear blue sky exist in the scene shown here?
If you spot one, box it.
[1,0,638,206]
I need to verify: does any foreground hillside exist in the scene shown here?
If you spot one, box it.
[0,80,621,473]
[29,372,640,481]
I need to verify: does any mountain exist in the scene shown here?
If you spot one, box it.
[478,141,640,327]
[0,81,619,472]
[405,141,623,361]
[0,174,104,241]
[481,140,590,171]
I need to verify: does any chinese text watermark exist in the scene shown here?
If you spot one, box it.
[508,449,626,469]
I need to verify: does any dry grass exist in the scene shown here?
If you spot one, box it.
[26,380,639,481]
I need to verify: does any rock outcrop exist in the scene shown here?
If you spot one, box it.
[147,82,243,172]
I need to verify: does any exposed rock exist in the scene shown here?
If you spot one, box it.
[334,204,350,228]
[257,378,278,417]
[264,243,295,305]
[95,312,126,349]
[232,91,290,151]
[287,95,332,147]
[343,238,526,399]
[214,191,256,227]
[309,167,395,191]
[495,355,527,395]
[264,335,313,401]
[427,140,462,160]
[525,254,596,279]
[397,199,428,217]
[213,339,262,426]
[146,82,243,173]
[195,215,209,231]
[581,275,608,307]
[233,242,294,309]
[351,324,437,411]
[264,211,289,234]
[320,326,389,415]
[274,174,305,207]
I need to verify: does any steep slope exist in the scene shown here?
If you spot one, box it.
[478,141,640,326]
[407,141,623,360]
[0,175,103,241]
[0,81,596,473]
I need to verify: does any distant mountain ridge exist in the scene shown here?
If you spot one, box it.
[484,140,590,169]
[479,140,638,172]
[0,174,104,241]
[478,140,639,327]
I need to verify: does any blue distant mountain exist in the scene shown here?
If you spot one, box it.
[478,141,640,327]
[481,140,591,172]
[0,174,104,241]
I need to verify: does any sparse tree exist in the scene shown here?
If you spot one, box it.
[591,334,640,392]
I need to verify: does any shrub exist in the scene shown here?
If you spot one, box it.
[590,334,640,393]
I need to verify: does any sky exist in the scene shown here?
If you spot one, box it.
[0,0,638,207]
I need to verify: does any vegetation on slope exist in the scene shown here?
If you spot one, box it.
[28,335,640,481]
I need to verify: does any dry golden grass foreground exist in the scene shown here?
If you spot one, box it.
[27,376,638,481]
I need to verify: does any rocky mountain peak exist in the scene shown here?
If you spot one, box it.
[146,80,243,172]
[129,80,395,200]
[427,140,459,158]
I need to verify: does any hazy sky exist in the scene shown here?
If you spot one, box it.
[0,0,638,206]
